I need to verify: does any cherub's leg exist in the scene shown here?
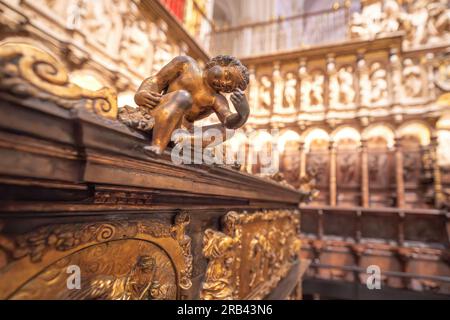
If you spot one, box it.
[145,90,192,155]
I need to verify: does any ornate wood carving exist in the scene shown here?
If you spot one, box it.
[201,210,301,300]
[0,42,117,119]
[0,212,192,299]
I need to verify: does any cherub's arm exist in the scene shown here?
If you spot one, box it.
[214,89,250,129]
[175,90,249,148]
[134,56,192,108]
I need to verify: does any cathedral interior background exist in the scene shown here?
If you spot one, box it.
[0,0,449,300]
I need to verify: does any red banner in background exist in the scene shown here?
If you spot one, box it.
[160,0,186,21]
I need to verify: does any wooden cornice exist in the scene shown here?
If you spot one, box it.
[0,92,307,212]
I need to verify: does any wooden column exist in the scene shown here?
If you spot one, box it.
[361,139,369,207]
[394,137,405,208]
[329,140,337,206]
[430,131,444,207]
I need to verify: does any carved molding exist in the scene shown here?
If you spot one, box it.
[200,209,301,300]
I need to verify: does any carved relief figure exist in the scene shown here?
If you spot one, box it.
[381,0,401,33]
[82,0,126,54]
[201,229,237,300]
[311,72,325,108]
[370,62,388,104]
[349,0,449,47]
[334,66,356,106]
[401,0,430,47]
[369,153,388,186]
[258,75,272,113]
[427,0,450,43]
[403,59,423,98]
[301,70,324,109]
[339,153,357,184]
[349,1,383,38]
[307,154,328,186]
[122,55,250,155]
[71,255,176,300]
[248,233,268,289]
[435,54,450,91]
[120,18,151,74]
[283,72,297,110]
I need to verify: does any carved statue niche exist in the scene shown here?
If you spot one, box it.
[331,66,356,107]
[301,69,324,110]
[258,75,272,114]
[118,55,250,155]
[283,72,297,111]
[370,62,388,104]
[311,72,325,108]
[403,58,423,98]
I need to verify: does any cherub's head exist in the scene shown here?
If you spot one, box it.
[205,55,249,93]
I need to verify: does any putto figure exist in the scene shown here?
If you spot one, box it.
[120,55,250,155]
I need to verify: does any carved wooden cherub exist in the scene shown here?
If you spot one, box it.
[123,55,250,155]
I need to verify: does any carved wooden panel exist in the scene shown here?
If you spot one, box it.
[0,213,192,300]
[200,210,301,300]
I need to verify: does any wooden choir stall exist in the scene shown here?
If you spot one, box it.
[0,41,310,300]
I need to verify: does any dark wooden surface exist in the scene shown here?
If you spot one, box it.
[0,92,306,299]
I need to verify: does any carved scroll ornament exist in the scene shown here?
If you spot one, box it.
[201,210,301,300]
[0,42,118,119]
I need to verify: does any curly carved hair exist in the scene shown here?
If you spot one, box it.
[205,55,250,91]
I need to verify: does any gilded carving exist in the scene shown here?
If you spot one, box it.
[301,69,325,110]
[200,229,237,300]
[258,75,272,114]
[0,42,118,119]
[434,53,450,91]
[350,0,450,48]
[201,210,301,300]
[94,191,153,205]
[330,66,356,108]
[123,55,250,154]
[403,58,423,98]
[370,62,388,104]
[0,213,192,299]
[283,72,297,111]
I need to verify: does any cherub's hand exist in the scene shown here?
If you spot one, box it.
[226,88,250,129]
[230,88,246,109]
[134,90,162,109]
